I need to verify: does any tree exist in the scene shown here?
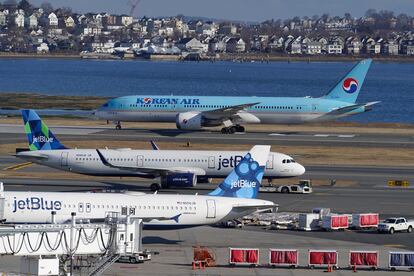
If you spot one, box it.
[40,1,53,13]
[17,0,32,13]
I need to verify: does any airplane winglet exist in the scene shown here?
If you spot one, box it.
[150,140,160,150]
[171,214,181,223]
[96,149,115,168]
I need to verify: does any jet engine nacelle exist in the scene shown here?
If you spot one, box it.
[176,112,203,130]
[162,173,197,188]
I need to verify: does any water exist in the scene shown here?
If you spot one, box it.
[0,59,413,123]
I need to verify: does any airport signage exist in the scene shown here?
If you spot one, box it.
[12,197,62,213]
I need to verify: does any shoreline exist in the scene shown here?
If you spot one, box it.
[2,52,414,63]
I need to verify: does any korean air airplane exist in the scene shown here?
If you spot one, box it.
[1,145,277,228]
[16,110,305,191]
[94,59,378,133]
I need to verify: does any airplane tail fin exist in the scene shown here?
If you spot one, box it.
[208,145,270,199]
[21,109,67,151]
[322,59,372,103]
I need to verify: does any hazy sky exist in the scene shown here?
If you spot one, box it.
[28,0,414,22]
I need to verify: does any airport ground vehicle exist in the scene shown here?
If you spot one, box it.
[259,180,312,194]
[377,218,414,234]
[117,251,152,264]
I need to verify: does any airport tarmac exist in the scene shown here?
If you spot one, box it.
[0,123,413,275]
[0,123,413,148]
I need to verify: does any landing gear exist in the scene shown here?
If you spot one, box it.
[150,183,160,192]
[220,125,245,134]
[115,121,122,130]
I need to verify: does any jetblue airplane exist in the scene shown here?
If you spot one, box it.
[1,145,277,228]
[16,110,305,191]
[94,59,378,133]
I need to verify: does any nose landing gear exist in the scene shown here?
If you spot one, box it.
[115,121,122,130]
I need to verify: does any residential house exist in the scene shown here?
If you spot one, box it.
[15,13,25,28]
[0,11,7,26]
[26,14,38,28]
[208,37,226,52]
[327,37,344,54]
[83,27,102,36]
[346,37,361,55]
[225,38,246,53]
[382,40,399,55]
[401,41,414,55]
[65,16,75,28]
[48,12,58,27]
[318,37,328,52]
[121,15,133,26]
[218,24,237,35]
[364,38,381,54]
[267,36,284,53]
[304,41,322,55]
[176,37,205,52]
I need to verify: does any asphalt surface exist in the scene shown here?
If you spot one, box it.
[1,123,413,148]
[0,123,413,275]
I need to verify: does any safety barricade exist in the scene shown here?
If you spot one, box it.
[229,248,259,266]
[268,249,298,268]
[349,250,378,270]
[308,250,338,269]
[389,252,414,271]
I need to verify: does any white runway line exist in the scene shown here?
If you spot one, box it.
[269,133,287,136]
[314,134,330,137]
[337,135,356,138]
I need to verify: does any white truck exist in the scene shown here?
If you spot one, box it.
[259,180,313,194]
[377,217,414,234]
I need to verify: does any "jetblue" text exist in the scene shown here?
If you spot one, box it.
[231,180,257,189]
[217,155,243,171]
[12,197,62,213]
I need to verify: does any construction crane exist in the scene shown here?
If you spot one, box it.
[128,0,142,17]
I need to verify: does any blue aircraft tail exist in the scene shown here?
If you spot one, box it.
[208,145,270,199]
[21,109,67,151]
[322,59,372,103]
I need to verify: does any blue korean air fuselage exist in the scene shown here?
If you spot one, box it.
[95,95,366,124]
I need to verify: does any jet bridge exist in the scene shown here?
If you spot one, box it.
[0,210,148,275]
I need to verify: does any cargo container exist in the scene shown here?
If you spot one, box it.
[229,248,259,266]
[389,252,414,271]
[349,250,378,270]
[308,250,338,269]
[322,214,349,230]
[352,213,379,229]
[268,249,298,267]
[298,213,320,231]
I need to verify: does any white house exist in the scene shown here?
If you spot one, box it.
[305,41,322,54]
[0,11,6,26]
[65,16,75,28]
[26,14,38,28]
[121,15,133,26]
[176,37,205,52]
[327,43,343,54]
[48,12,58,27]
[225,38,246,53]
[15,13,25,28]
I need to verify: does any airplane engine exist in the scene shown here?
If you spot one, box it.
[161,173,197,188]
[176,112,203,130]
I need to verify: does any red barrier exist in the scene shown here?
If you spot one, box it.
[308,250,338,268]
[269,249,298,267]
[349,251,378,269]
[229,248,259,266]
[352,213,379,228]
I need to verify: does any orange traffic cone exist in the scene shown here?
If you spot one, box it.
[327,264,332,272]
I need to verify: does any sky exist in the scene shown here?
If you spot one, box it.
[27,0,414,22]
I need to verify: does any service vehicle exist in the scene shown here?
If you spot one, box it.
[117,250,152,264]
[377,217,414,234]
[259,179,313,194]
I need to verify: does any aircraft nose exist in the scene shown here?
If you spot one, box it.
[296,164,306,175]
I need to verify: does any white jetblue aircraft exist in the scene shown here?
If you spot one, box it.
[1,146,276,228]
[94,59,378,133]
[17,110,305,190]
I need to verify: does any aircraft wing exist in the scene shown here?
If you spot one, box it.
[96,149,206,176]
[326,101,381,116]
[201,102,260,119]
[232,204,278,213]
